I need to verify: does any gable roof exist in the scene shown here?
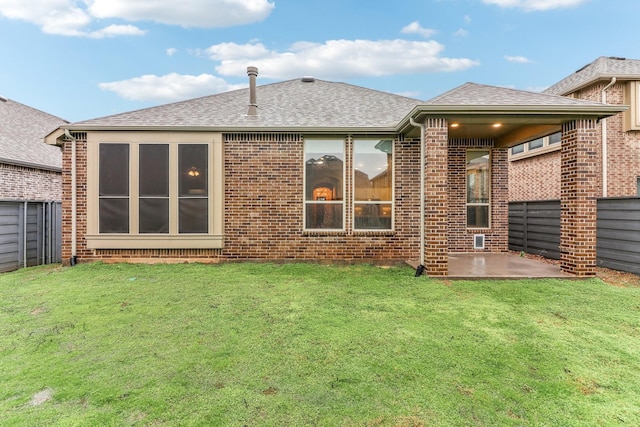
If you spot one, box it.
[398,82,625,144]
[544,56,640,96]
[0,96,67,171]
[425,82,612,107]
[69,78,422,133]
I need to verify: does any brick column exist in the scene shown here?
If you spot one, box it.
[560,119,598,276]
[425,118,449,275]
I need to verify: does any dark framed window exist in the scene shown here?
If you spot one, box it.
[98,142,210,235]
[179,144,208,234]
[139,144,169,233]
[99,144,129,233]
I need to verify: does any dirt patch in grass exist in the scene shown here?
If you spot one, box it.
[596,267,640,288]
[513,252,640,288]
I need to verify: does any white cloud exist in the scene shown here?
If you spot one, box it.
[482,0,588,11]
[166,48,178,56]
[205,40,479,80]
[401,21,437,38]
[0,0,274,37]
[98,73,245,102]
[205,42,273,61]
[454,29,469,37]
[505,55,533,63]
[100,37,479,103]
[88,0,275,28]
[89,24,146,38]
[464,15,472,24]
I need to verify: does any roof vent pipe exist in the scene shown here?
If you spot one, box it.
[0,95,8,102]
[247,66,258,116]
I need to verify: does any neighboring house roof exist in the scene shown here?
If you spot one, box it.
[70,78,422,133]
[544,56,640,96]
[0,96,67,170]
[426,82,612,107]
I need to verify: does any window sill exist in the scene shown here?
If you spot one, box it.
[85,234,224,249]
[353,229,395,236]
[303,230,346,236]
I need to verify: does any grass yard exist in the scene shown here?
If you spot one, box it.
[1,262,639,426]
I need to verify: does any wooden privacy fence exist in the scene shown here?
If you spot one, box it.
[0,201,62,273]
[509,198,640,275]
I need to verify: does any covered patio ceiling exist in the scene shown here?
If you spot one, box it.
[398,105,625,148]
[397,82,626,148]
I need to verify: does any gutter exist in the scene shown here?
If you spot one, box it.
[409,117,426,276]
[0,157,62,173]
[62,125,401,134]
[64,129,78,266]
[601,77,616,198]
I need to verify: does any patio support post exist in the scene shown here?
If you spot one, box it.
[560,119,598,276]
[424,118,449,276]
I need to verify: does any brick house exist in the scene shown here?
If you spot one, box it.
[45,68,623,276]
[1,95,66,201]
[509,56,640,201]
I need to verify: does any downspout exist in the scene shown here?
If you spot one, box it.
[64,129,78,266]
[601,77,616,198]
[409,117,426,276]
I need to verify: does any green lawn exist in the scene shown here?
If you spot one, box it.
[1,262,639,426]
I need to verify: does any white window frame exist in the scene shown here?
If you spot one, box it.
[509,132,562,161]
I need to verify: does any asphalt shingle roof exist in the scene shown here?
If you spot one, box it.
[544,56,640,96]
[74,78,422,130]
[0,97,66,170]
[427,82,610,107]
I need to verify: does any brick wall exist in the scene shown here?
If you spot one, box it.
[424,119,449,275]
[508,151,561,201]
[509,81,640,201]
[0,163,61,201]
[61,131,511,267]
[448,139,508,252]
[560,120,598,276]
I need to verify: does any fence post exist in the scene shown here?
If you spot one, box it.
[522,201,528,253]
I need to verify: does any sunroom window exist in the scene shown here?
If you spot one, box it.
[139,144,169,234]
[353,139,393,230]
[87,132,223,249]
[99,143,130,233]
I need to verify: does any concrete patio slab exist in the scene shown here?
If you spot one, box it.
[408,253,574,279]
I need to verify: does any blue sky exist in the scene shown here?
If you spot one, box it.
[1,0,639,123]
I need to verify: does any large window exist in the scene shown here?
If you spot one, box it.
[304,139,344,230]
[87,132,223,249]
[139,144,169,234]
[304,137,394,232]
[467,150,490,228]
[99,143,129,233]
[353,139,393,230]
[178,144,208,233]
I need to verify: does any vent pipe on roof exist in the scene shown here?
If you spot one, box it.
[0,95,8,102]
[247,66,258,116]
